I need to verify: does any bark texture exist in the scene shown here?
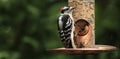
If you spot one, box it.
[68,0,95,48]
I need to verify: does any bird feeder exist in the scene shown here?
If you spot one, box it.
[48,0,117,54]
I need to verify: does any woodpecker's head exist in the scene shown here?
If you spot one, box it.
[60,6,75,14]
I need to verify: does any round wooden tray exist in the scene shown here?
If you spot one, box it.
[48,45,117,54]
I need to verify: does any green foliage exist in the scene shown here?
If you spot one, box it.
[0,0,119,59]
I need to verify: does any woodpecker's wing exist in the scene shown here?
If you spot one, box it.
[57,15,73,48]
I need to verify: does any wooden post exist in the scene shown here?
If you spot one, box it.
[48,0,117,54]
[68,0,95,48]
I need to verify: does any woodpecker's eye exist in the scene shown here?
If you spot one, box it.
[65,7,69,10]
[60,6,70,13]
[64,6,70,11]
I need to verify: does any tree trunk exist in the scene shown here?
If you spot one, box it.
[68,0,95,48]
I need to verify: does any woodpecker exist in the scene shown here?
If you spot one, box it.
[57,6,76,48]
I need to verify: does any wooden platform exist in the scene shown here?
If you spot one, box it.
[48,45,117,54]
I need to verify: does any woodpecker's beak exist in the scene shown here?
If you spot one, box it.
[70,7,75,10]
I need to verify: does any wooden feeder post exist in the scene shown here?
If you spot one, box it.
[69,0,95,48]
[48,0,117,54]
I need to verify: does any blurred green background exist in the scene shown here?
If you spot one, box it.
[0,0,119,59]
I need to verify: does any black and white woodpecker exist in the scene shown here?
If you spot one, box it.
[57,6,76,48]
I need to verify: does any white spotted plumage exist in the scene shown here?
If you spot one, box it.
[57,6,76,48]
